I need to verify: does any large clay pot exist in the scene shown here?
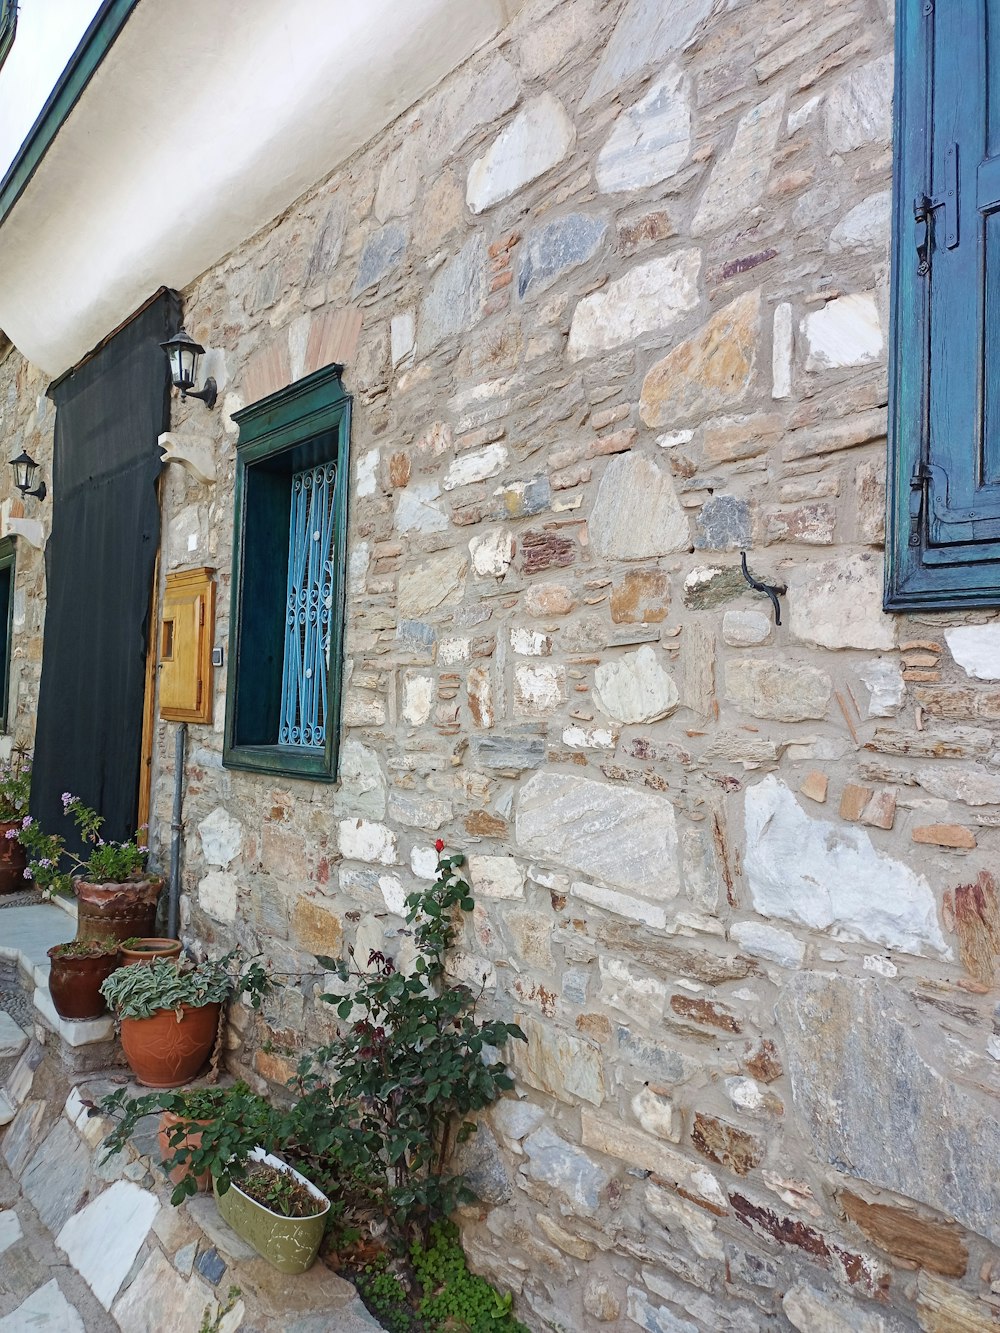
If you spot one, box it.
[157,1111,212,1192]
[0,818,27,894]
[47,947,119,1020]
[119,1001,220,1088]
[74,878,162,944]
[119,938,182,967]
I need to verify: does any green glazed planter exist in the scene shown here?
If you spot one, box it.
[213,1148,329,1274]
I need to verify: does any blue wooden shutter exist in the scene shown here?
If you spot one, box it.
[887,1,1000,607]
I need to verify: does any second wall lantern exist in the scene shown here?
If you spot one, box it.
[9,450,46,501]
[160,328,217,409]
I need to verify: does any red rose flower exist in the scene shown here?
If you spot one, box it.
[435,838,445,853]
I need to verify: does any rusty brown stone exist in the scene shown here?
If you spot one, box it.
[691,1114,763,1175]
[291,896,343,956]
[521,530,576,574]
[388,452,411,487]
[839,783,873,821]
[610,569,669,625]
[800,771,828,803]
[912,824,977,850]
[465,810,508,837]
[669,995,742,1034]
[576,1013,612,1043]
[913,687,979,720]
[254,1046,298,1087]
[617,209,676,255]
[742,1038,783,1084]
[840,1190,968,1278]
[860,789,896,830]
[953,870,1000,985]
[730,1193,881,1294]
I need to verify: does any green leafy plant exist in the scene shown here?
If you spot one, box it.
[286,843,525,1248]
[355,1224,528,1333]
[17,790,150,897]
[0,749,30,823]
[198,1285,242,1333]
[98,1081,278,1204]
[100,952,270,1020]
[49,936,119,959]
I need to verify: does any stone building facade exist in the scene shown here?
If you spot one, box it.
[3,0,1000,1328]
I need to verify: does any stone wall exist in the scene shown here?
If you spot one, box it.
[7,0,1000,1328]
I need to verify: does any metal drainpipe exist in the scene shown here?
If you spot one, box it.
[167,722,187,940]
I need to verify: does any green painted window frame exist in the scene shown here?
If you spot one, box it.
[0,0,16,75]
[886,0,1000,609]
[0,537,16,732]
[223,365,351,782]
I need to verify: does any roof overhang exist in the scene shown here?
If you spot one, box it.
[0,0,518,378]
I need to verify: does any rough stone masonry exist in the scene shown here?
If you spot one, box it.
[3,0,1000,1328]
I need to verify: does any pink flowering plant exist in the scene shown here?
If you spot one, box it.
[0,749,30,823]
[16,792,150,898]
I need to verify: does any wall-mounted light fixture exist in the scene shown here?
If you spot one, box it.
[9,450,46,501]
[160,328,218,409]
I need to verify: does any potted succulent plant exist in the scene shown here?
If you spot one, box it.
[118,937,183,966]
[99,1080,275,1202]
[18,792,161,941]
[0,749,30,894]
[46,936,120,1020]
[100,952,269,1088]
[214,1149,331,1274]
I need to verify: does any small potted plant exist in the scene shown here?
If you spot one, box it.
[99,1080,275,1201]
[118,937,183,966]
[46,936,120,1020]
[100,952,269,1088]
[213,1149,331,1274]
[0,749,30,894]
[18,793,161,941]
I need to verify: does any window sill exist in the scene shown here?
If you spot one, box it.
[222,743,336,783]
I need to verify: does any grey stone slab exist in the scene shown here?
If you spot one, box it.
[352,224,407,293]
[582,0,712,106]
[0,1011,26,1060]
[1,1098,46,1177]
[776,973,1000,1245]
[694,495,752,551]
[185,1194,257,1262]
[518,213,607,299]
[20,1118,92,1234]
[195,1245,226,1285]
[472,734,546,772]
[416,235,487,356]
[0,1279,85,1332]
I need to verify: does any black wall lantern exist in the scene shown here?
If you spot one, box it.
[9,450,46,501]
[160,328,218,409]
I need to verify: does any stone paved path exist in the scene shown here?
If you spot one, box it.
[0,1158,119,1332]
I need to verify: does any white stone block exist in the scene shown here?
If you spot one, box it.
[744,775,948,958]
[771,302,793,399]
[56,1181,160,1309]
[338,819,398,866]
[197,807,244,869]
[198,871,238,926]
[596,67,690,193]
[467,93,575,214]
[468,855,525,901]
[595,646,679,724]
[568,252,701,360]
[804,293,883,369]
[945,625,1000,681]
[571,881,667,930]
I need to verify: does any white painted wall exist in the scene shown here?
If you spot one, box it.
[0,0,520,376]
[0,0,104,180]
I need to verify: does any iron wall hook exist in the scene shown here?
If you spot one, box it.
[740,551,786,626]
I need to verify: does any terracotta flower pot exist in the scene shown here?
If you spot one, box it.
[47,947,119,1020]
[119,938,182,967]
[119,1001,220,1088]
[74,878,162,944]
[157,1111,212,1191]
[0,818,27,894]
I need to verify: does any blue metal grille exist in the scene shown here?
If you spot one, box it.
[279,463,338,746]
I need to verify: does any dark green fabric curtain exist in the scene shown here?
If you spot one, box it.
[31,290,179,848]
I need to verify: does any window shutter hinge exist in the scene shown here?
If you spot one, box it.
[909,461,931,546]
[196,679,203,710]
[914,145,959,272]
[199,599,205,627]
